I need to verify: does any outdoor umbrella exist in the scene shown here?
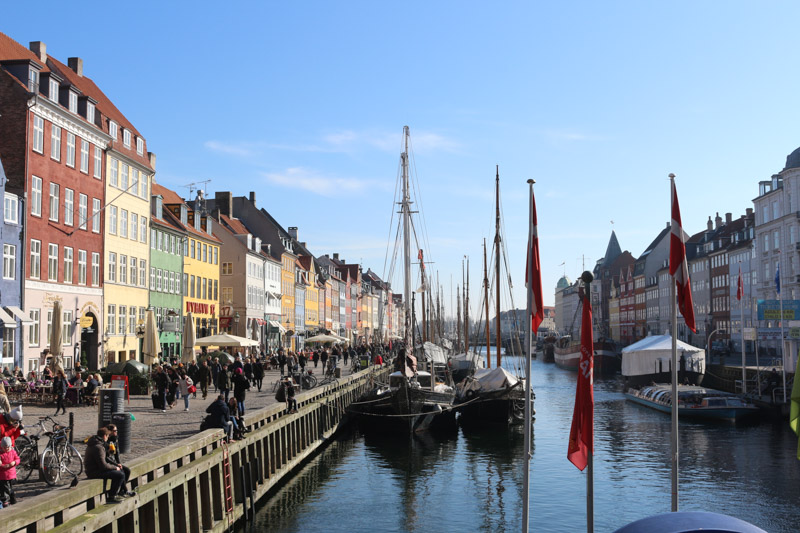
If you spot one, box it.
[201,350,235,365]
[194,333,259,347]
[182,312,196,363]
[142,309,161,365]
[304,334,341,344]
[49,300,64,374]
[251,318,259,343]
[106,359,149,376]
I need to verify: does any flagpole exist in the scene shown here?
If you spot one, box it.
[584,272,594,533]
[778,252,787,403]
[523,179,535,533]
[739,264,746,395]
[669,174,679,512]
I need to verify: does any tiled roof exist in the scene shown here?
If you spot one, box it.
[152,183,221,244]
[219,213,250,236]
[0,32,48,72]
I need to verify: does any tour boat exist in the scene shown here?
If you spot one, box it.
[553,336,619,374]
[624,384,759,422]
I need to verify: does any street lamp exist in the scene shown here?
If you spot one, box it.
[135,323,146,364]
[234,312,240,336]
[707,327,724,364]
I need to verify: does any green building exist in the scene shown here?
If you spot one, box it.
[149,192,186,360]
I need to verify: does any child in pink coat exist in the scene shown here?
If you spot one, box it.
[0,436,19,506]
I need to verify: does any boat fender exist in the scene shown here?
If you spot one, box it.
[465,389,476,400]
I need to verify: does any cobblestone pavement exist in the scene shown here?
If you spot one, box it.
[11,361,364,501]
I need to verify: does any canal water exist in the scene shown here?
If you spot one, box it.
[240,357,800,532]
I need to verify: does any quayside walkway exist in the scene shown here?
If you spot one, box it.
[4,364,390,533]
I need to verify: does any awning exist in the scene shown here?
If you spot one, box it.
[0,308,17,327]
[269,320,286,333]
[6,306,34,325]
[266,291,282,301]
[256,318,267,326]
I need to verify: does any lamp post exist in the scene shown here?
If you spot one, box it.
[135,323,146,364]
[234,312,240,337]
[707,327,724,364]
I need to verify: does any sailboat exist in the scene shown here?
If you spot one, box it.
[455,167,534,427]
[349,126,456,433]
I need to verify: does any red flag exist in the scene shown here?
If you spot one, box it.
[668,180,696,332]
[568,294,593,470]
[526,184,544,333]
[737,266,744,301]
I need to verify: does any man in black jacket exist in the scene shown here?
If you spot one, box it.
[85,428,126,503]
[205,394,233,441]
[104,424,135,498]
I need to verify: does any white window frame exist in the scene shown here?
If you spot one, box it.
[120,164,128,191]
[47,243,58,282]
[48,182,59,222]
[109,205,117,235]
[130,256,137,287]
[140,216,147,244]
[92,198,101,233]
[78,250,87,285]
[28,309,40,347]
[93,146,102,179]
[109,158,118,187]
[64,188,74,226]
[120,254,127,284]
[2,244,15,280]
[109,120,117,140]
[139,259,146,287]
[51,125,61,161]
[131,213,138,241]
[123,129,131,148]
[4,193,18,224]
[136,137,144,155]
[107,305,115,336]
[66,132,76,168]
[80,139,89,173]
[30,239,41,279]
[86,102,95,125]
[78,194,87,230]
[92,252,100,287]
[120,209,128,238]
[49,79,58,102]
[32,116,44,153]
[68,92,78,113]
[64,247,73,284]
[31,176,42,216]
[108,252,117,282]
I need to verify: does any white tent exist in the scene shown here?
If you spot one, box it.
[416,341,448,364]
[621,334,705,377]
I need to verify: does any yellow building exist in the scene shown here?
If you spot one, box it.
[103,137,154,364]
[281,250,296,350]
[157,186,221,343]
[300,256,319,334]
[324,278,333,332]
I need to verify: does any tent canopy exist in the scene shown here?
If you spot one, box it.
[415,341,448,365]
[621,334,705,377]
[194,333,259,347]
[304,334,342,344]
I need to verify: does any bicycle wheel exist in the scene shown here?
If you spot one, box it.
[14,435,36,482]
[40,448,60,486]
[303,375,317,389]
[58,442,84,479]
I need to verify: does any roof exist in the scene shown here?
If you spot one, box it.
[152,183,221,244]
[600,231,622,267]
[218,213,250,236]
[785,146,800,171]
[0,32,48,73]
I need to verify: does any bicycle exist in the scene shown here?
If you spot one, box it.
[40,424,83,486]
[319,363,338,386]
[299,370,317,390]
[14,416,59,482]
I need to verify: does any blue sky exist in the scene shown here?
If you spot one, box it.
[5,2,800,313]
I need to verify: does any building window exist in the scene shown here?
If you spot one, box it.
[222,287,232,304]
[2,327,16,362]
[49,79,58,102]
[131,213,138,241]
[107,305,115,335]
[47,244,58,282]
[51,125,61,161]
[214,280,218,301]
[120,164,128,191]
[130,256,137,287]
[66,132,76,168]
[136,137,144,155]
[203,244,208,262]
[118,306,126,334]
[156,268,162,291]
[92,252,100,286]
[78,250,86,285]
[120,209,128,238]
[46,309,52,342]
[33,116,44,153]
[64,188,74,226]
[64,247,73,284]
[222,262,232,275]
[78,194,87,230]
[123,129,131,148]
[182,273,188,296]
[190,240,195,259]
[62,310,73,345]
[109,121,117,140]
[30,239,41,279]
[213,247,218,265]
[80,139,89,173]
[130,168,138,197]
[150,267,155,289]
[2,244,15,280]
[28,309,40,346]
[31,176,42,216]
[140,216,147,244]
[109,158,118,187]
[48,183,59,222]
[202,278,207,300]
[92,198,100,233]
[68,92,77,113]
[109,205,117,235]
[139,259,146,287]
[120,254,127,284]
[4,194,18,224]
[190,275,195,298]
[93,146,102,179]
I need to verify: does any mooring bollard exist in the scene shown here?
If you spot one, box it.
[69,412,74,444]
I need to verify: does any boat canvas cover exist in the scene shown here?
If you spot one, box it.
[417,342,449,364]
[621,334,705,377]
[470,367,520,392]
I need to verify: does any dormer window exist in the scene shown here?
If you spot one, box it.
[69,91,78,113]
[28,68,39,92]
[136,137,144,155]
[123,129,131,148]
[86,102,95,125]
[109,121,118,140]
[48,79,58,102]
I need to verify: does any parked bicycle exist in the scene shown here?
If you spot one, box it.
[14,416,58,482]
[39,422,83,486]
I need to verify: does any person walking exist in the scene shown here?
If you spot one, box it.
[178,371,194,411]
[197,360,212,399]
[85,428,126,503]
[284,377,297,414]
[153,366,169,413]
[298,351,307,374]
[320,350,329,373]
[187,360,199,398]
[232,368,250,416]
[243,357,253,386]
[217,363,232,402]
[52,369,68,415]
[278,350,287,377]
[211,358,221,393]
[252,357,264,392]
[312,349,319,368]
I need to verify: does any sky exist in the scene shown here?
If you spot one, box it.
[5,1,800,316]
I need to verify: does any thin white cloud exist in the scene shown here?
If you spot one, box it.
[262,167,372,197]
[204,140,257,157]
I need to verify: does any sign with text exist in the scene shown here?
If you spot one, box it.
[757,300,800,320]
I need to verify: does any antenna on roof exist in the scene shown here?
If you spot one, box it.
[183,179,212,201]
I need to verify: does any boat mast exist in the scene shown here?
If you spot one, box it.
[402,126,413,376]
[495,166,502,368]
[465,256,470,354]
[484,238,491,368]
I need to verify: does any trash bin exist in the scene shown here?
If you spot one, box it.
[111,412,133,455]
[334,367,342,378]
[98,388,125,429]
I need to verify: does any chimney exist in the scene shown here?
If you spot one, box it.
[288,227,298,240]
[333,253,339,261]
[148,152,157,171]
[267,243,272,255]
[746,207,753,217]
[249,191,256,206]
[300,242,307,250]
[67,57,83,77]
[725,212,732,224]
[707,216,713,231]
[29,41,46,62]
[215,191,233,217]
[715,212,722,229]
